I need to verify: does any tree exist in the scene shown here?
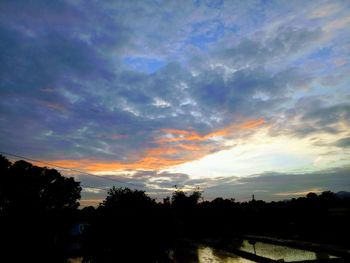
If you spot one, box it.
[101,186,155,210]
[0,155,81,214]
[171,189,202,209]
[306,192,318,200]
[87,187,163,262]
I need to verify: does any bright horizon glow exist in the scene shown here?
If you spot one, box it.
[170,127,350,179]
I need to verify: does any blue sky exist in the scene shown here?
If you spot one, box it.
[0,0,349,205]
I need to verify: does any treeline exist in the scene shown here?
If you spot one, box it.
[0,155,349,262]
[82,187,350,262]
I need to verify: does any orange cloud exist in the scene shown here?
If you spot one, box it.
[159,118,265,143]
[43,156,187,172]
[41,118,265,172]
[177,143,204,151]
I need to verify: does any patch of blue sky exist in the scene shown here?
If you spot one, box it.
[291,47,333,68]
[225,25,239,33]
[187,19,225,50]
[205,0,224,9]
[306,47,334,60]
[249,10,266,27]
[194,0,223,9]
[299,85,339,104]
[122,56,166,74]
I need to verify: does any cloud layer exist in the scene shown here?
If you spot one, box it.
[1,0,349,201]
[77,166,350,206]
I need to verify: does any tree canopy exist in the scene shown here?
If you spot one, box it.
[0,155,81,214]
[101,186,155,210]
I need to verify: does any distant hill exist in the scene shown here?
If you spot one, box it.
[336,191,350,199]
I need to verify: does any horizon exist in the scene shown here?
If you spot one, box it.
[1,0,350,206]
[78,188,350,208]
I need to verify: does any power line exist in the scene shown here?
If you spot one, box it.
[0,151,146,189]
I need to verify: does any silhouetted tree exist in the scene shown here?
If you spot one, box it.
[0,155,82,262]
[101,186,155,210]
[0,155,81,214]
[87,187,172,262]
[306,192,318,200]
[171,189,202,209]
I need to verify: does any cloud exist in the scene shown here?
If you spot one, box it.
[213,26,322,68]
[324,15,350,32]
[334,137,350,148]
[76,170,192,205]
[35,118,265,172]
[159,118,265,143]
[76,165,350,205]
[203,166,350,201]
[310,4,341,18]
[0,0,349,186]
[269,97,350,138]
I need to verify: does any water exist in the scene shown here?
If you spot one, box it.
[67,240,339,262]
[197,246,255,263]
[67,249,254,263]
[239,240,338,262]
[169,245,255,263]
[67,246,255,263]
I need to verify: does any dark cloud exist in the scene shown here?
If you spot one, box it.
[212,26,322,69]
[334,137,350,148]
[186,26,322,124]
[301,103,350,128]
[204,166,350,201]
[76,170,190,203]
[76,166,350,205]
[269,97,350,138]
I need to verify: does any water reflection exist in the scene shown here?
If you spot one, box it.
[240,240,337,262]
[171,245,254,263]
[67,241,339,263]
[198,247,255,263]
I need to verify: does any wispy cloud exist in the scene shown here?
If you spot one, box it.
[310,4,341,18]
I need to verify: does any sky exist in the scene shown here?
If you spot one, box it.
[0,0,349,206]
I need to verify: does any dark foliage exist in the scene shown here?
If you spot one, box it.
[84,187,174,262]
[0,155,81,213]
[0,155,81,262]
